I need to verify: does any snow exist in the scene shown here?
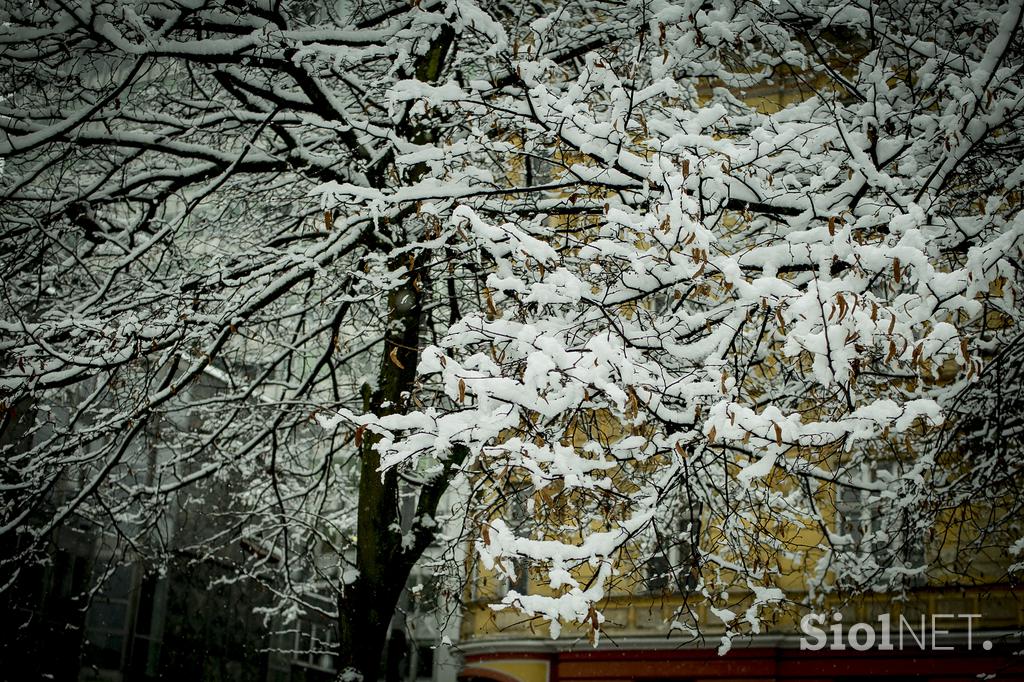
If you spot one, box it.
[4,0,1023,658]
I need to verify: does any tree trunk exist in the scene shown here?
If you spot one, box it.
[336,27,455,682]
[337,279,423,681]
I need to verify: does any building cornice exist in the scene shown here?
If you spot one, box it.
[458,629,1024,658]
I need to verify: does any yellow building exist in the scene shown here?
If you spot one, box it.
[456,472,1024,682]
[450,55,1024,682]
[453,87,1023,682]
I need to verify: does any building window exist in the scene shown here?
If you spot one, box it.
[292,618,338,673]
[836,460,925,586]
[414,642,434,680]
[410,572,441,614]
[500,484,533,597]
[128,570,167,678]
[82,564,136,673]
[645,501,702,595]
[505,557,530,596]
[523,140,562,187]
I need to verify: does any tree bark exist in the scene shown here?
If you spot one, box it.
[337,277,424,681]
[335,26,456,681]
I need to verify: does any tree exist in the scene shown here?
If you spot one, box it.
[2,0,1023,677]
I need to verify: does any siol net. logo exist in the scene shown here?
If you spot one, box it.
[800,612,991,652]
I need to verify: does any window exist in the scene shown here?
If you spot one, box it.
[395,639,435,682]
[82,564,136,673]
[409,572,442,614]
[501,484,533,597]
[78,561,168,680]
[506,557,530,596]
[523,138,562,187]
[836,460,925,585]
[291,618,338,672]
[128,570,167,678]
[645,498,702,594]
[414,643,434,680]
[643,553,673,593]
